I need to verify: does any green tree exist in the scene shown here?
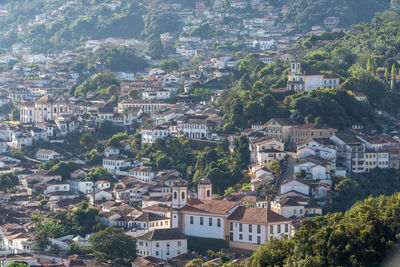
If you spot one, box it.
[33,228,51,253]
[90,227,136,266]
[159,59,179,72]
[391,63,396,90]
[268,160,281,175]
[80,132,95,149]
[128,89,140,99]
[9,106,19,121]
[86,167,113,207]
[6,262,30,267]
[232,135,250,169]
[148,39,164,59]
[107,84,119,96]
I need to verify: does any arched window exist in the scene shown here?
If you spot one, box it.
[174,191,177,199]
[206,189,211,198]
[181,191,185,200]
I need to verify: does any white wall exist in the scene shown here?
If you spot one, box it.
[183,214,224,239]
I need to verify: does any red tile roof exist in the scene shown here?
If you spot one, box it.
[181,199,239,215]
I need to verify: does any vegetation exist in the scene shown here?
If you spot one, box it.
[246,193,400,266]
[271,0,392,32]
[327,169,400,212]
[74,72,119,97]
[51,201,102,236]
[90,227,136,266]
[0,173,19,192]
[6,262,30,267]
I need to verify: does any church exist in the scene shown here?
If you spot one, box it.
[287,62,340,92]
[171,179,293,251]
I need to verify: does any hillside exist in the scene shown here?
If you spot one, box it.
[270,0,392,32]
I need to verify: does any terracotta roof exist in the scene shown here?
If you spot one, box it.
[143,203,170,213]
[182,199,239,215]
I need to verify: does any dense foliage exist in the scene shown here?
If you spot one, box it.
[0,173,19,192]
[246,192,400,266]
[271,0,391,32]
[327,169,400,212]
[89,227,136,266]
[74,72,119,97]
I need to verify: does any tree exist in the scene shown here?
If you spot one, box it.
[159,59,179,72]
[9,106,19,121]
[128,89,140,99]
[97,120,116,137]
[148,39,164,59]
[268,160,280,175]
[33,228,51,253]
[86,167,113,207]
[107,84,119,96]
[90,227,136,266]
[80,132,95,149]
[391,63,396,90]
[48,162,80,180]
[232,135,250,169]
[6,262,29,267]
[391,0,400,10]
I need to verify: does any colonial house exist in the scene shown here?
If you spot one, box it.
[294,156,333,180]
[35,149,61,161]
[136,229,187,260]
[263,118,298,143]
[19,95,70,123]
[290,124,337,150]
[141,125,169,144]
[250,136,285,166]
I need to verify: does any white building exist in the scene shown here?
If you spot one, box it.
[128,166,156,182]
[171,181,293,251]
[141,125,169,144]
[70,179,93,194]
[136,229,187,260]
[35,149,61,161]
[102,156,132,174]
[287,62,340,91]
[20,95,69,123]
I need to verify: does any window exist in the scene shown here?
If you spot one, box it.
[156,242,159,248]
[257,225,261,234]
[217,219,221,227]
[209,218,212,226]
[249,224,252,233]
[182,191,185,199]
[156,251,159,256]
[249,235,252,241]
[207,189,211,198]
[239,223,242,232]
[278,225,281,233]
[178,241,181,247]
[285,224,289,232]
[174,191,177,199]
[230,232,233,241]
[230,222,233,231]
[190,216,194,224]
[257,236,261,244]
[270,225,273,234]
[239,234,243,240]
[200,217,203,225]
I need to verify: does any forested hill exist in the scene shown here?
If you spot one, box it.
[245,193,400,266]
[270,0,393,32]
[0,0,182,52]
